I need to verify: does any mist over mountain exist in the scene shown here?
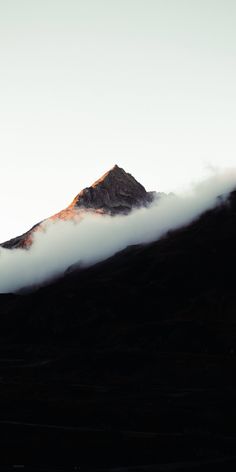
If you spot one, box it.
[0,169,236,468]
[0,166,236,293]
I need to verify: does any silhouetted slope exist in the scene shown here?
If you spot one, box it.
[0,190,236,348]
[0,191,236,468]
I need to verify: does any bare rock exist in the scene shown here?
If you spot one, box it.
[1,165,156,249]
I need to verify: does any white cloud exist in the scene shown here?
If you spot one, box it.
[0,169,236,293]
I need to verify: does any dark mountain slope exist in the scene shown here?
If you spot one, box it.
[0,191,235,468]
[0,189,236,348]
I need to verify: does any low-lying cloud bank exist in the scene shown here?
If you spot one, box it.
[0,169,236,293]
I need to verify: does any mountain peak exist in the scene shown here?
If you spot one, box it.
[1,165,155,249]
[91,164,128,188]
[70,165,154,214]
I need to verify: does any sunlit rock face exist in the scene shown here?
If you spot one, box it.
[69,165,155,214]
[1,223,41,250]
[1,165,156,249]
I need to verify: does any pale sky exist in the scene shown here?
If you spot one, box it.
[0,0,236,241]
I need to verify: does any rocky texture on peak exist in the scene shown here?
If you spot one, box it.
[1,222,42,250]
[69,164,155,214]
[0,165,156,249]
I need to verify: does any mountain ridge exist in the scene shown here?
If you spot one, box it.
[1,165,156,249]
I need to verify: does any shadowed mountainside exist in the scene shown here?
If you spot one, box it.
[0,190,235,469]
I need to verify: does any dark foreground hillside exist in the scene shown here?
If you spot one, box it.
[0,191,236,470]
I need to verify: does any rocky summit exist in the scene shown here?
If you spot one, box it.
[1,165,156,249]
[69,164,155,214]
